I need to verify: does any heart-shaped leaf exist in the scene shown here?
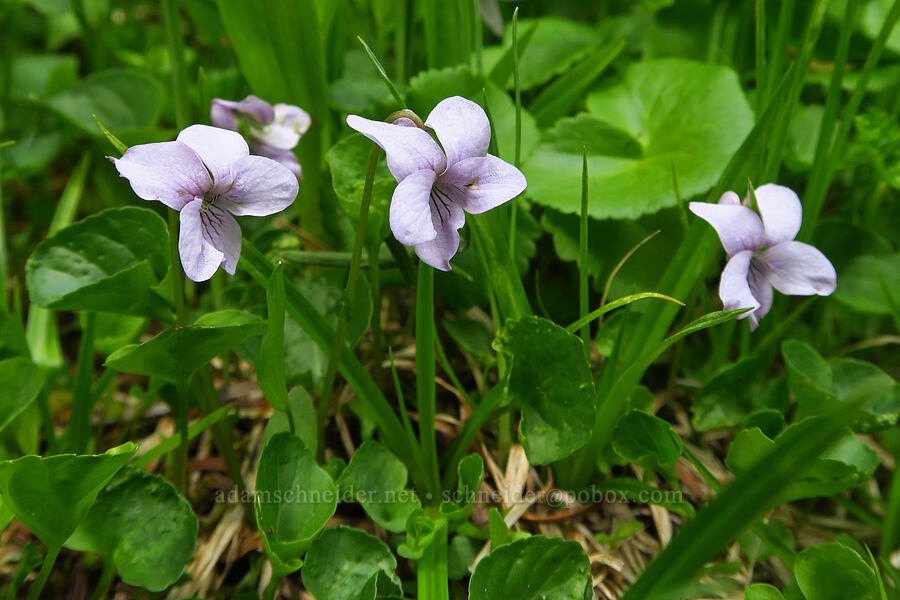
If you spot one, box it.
[45,68,163,134]
[26,206,171,319]
[66,466,198,592]
[0,443,137,549]
[255,433,337,575]
[794,543,876,600]
[337,441,420,533]
[468,536,592,600]
[105,310,266,382]
[525,58,753,219]
[301,526,401,600]
[0,357,44,434]
[612,410,684,481]
[494,317,595,465]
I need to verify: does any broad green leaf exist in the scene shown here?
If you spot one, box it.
[66,466,198,592]
[258,263,289,411]
[0,358,44,434]
[814,220,900,315]
[45,69,163,134]
[26,207,171,320]
[0,443,137,549]
[255,433,336,574]
[106,310,266,383]
[783,340,900,432]
[726,425,879,502]
[336,441,420,533]
[491,17,604,90]
[529,40,624,128]
[612,410,684,480]
[620,403,870,600]
[795,543,876,600]
[494,317,595,465]
[746,584,785,600]
[88,312,147,356]
[10,53,79,99]
[262,387,318,453]
[468,536,592,600]
[691,355,788,431]
[526,58,753,219]
[301,526,401,600]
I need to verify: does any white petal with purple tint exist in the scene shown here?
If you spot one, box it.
[389,169,438,246]
[220,155,298,216]
[413,201,465,271]
[346,115,446,182]
[111,141,211,210]
[178,199,225,282]
[719,250,760,319]
[425,96,491,167]
[689,201,765,256]
[443,154,527,214]
[759,241,837,296]
[176,125,249,191]
[754,183,802,247]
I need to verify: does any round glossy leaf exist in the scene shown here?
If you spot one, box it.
[26,206,171,319]
[494,317,595,465]
[301,526,401,600]
[0,443,137,549]
[469,536,591,600]
[66,466,198,592]
[795,543,876,600]
[525,58,753,219]
[254,433,337,570]
[337,441,420,533]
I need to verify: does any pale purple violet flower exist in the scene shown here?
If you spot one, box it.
[346,96,527,271]
[211,95,311,179]
[689,184,836,329]
[111,124,298,282]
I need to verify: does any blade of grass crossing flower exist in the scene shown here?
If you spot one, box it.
[476,92,531,321]
[754,0,766,113]
[316,147,378,463]
[618,69,793,368]
[566,293,685,335]
[579,149,590,360]
[421,0,467,68]
[765,0,795,105]
[621,398,869,600]
[240,241,423,490]
[25,155,91,368]
[761,0,827,182]
[358,36,406,107]
[572,309,749,485]
[416,262,441,503]
[257,263,290,415]
[529,39,624,128]
[803,0,857,234]
[488,21,538,89]
[508,8,521,261]
[801,0,900,239]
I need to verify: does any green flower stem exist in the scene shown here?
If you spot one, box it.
[508,7,522,261]
[417,519,449,600]
[241,241,423,490]
[316,146,379,463]
[416,262,441,503]
[578,150,590,360]
[262,575,282,600]
[26,545,60,600]
[194,368,246,491]
[66,311,96,453]
[87,558,115,600]
[0,145,8,313]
